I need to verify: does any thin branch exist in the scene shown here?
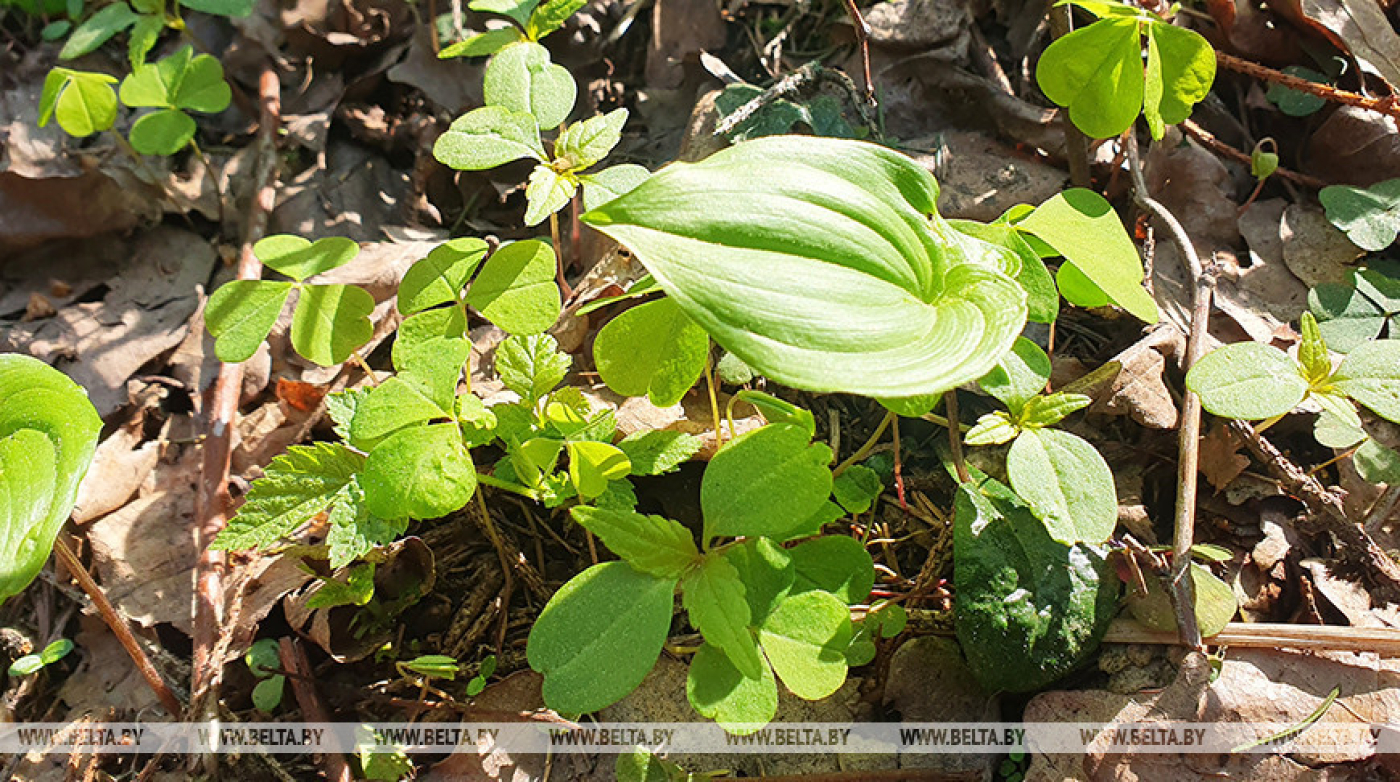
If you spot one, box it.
[1126,131,1207,650]
[1046,3,1092,188]
[943,391,970,484]
[1106,618,1400,656]
[278,638,352,782]
[839,0,875,105]
[1180,119,1328,190]
[1216,51,1400,122]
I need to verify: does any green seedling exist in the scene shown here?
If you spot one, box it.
[58,0,248,67]
[528,419,876,731]
[1308,262,1400,352]
[118,44,231,155]
[616,747,728,782]
[1320,177,1400,252]
[1035,0,1215,139]
[0,355,102,605]
[38,67,118,137]
[438,0,586,58]
[245,638,285,713]
[8,638,75,677]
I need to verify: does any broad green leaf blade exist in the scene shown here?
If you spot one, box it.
[527,561,676,714]
[1309,281,1384,353]
[951,219,1058,324]
[580,164,651,212]
[978,336,1051,415]
[682,554,763,679]
[616,430,701,476]
[470,0,538,26]
[1319,179,1400,252]
[348,377,452,450]
[565,440,630,500]
[465,239,561,335]
[1126,562,1236,637]
[721,538,793,625]
[1332,339,1400,423]
[0,433,57,602]
[170,50,231,112]
[525,0,586,40]
[594,297,709,407]
[1186,342,1308,420]
[391,333,471,401]
[523,166,576,227]
[178,0,255,16]
[290,284,376,366]
[393,309,468,371]
[954,479,1117,692]
[38,69,66,127]
[788,536,874,604]
[483,41,576,129]
[1018,392,1092,429]
[255,235,360,282]
[1035,18,1144,139]
[1145,22,1214,130]
[204,280,292,363]
[1006,428,1117,544]
[434,106,547,170]
[128,108,196,155]
[832,464,882,514]
[1019,189,1158,323]
[59,3,137,60]
[118,44,190,107]
[398,238,489,315]
[1142,22,1166,139]
[495,333,570,402]
[569,506,698,579]
[1355,439,1400,484]
[1315,407,1367,449]
[555,108,628,171]
[54,71,118,136]
[1056,261,1111,309]
[582,135,1027,400]
[686,642,777,733]
[212,442,364,551]
[361,423,476,520]
[757,590,852,701]
[438,27,525,58]
[701,423,833,542]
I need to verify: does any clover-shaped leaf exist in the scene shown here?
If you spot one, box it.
[465,239,561,334]
[1332,339,1400,424]
[128,108,196,155]
[119,45,231,112]
[1036,18,1143,139]
[1309,264,1400,352]
[1320,179,1400,252]
[483,42,575,128]
[38,68,118,137]
[398,238,490,315]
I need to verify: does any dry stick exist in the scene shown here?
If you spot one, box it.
[1047,3,1092,188]
[52,539,182,717]
[1216,51,1400,122]
[278,638,353,782]
[1125,132,1209,650]
[467,490,551,602]
[1106,618,1400,656]
[943,391,970,484]
[1179,119,1328,190]
[839,0,875,105]
[1227,419,1400,591]
[190,67,281,722]
[1365,484,1400,533]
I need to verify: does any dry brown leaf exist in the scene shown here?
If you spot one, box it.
[1091,326,1183,430]
[1281,203,1362,288]
[646,0,726,89]
[884,636,999,777]
[1306,107,1400,187]
[1199,422,1251,491]
[72,417,161,524]
[1274,0,1400,90]
[86,489,198,633]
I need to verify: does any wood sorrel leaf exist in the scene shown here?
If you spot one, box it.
[1006,428,1116,545]
[1332,339,1400,423]
[721,538,793,625]
[1186,342,1308,420]
[255,235,359,282]
[465,239,560,335]
[569,506,698,579]
[701,423,833,543]
[686,641,777,732]
[1019,189,1158,323]
[290,284,375,366]
[581,135,1028,401]
[483,42,575,129]
[398,238,489,315]
[1142,22,1214,139]
[434,106,546,170]
[128,108,196,155]
[0,356,102,604]
[1319,179,1400,252]
[349,377,452,450]
[528,561,676,714]
[205,280,293,363]
[594,297,709,407]
[119,45,231,112]
[565,440,630,500]
[683,553,763,678]
[954,479,1117,692]
[978,336,1051,415]
[469,0,538,27]
[361,423,476,520]
[41,69,117,137]
[788,536,874,604]
[1035,18,1143,139]
[393,309,468,371]
[555,108,628,171]
[579,164,650,212]
[757,590,852,701]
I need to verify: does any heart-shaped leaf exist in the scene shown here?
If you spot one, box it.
[1006,428,1117,545]
[128,108,196,155]
[1143,22,1215,139]
[757,590,852,700]
[204,280,293,363]
[1036,18,1143,139]
[434,105,546,170]
[701,423,833,543]
[787,536,874,604]
[581,135,1028,401]
[40,69,117,137]
[1320,179,1400,252]
[594,297,709,407]
[119,45,230,113]
[256,235,360,282]
[1186,342,1308,420]
[398,238,489,315]
[721,538,793,625]
[1332,339,1400,423]
[686,641,777,732]
[483,41,575,129]
[464,239,560,334]
[290,284,376,366]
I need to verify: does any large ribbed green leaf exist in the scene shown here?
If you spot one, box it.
[580,135,1027,400]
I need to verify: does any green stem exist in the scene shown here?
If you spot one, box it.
[1254,413,1285,435]
[703,348,724,448]
[833,411,894,478]
[476,473,535,498]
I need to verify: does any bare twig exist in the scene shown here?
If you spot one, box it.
[467,491,551,602]
[1216,51,1400,122]
[1046,3,1092,188]
[839,0,875,106]
[944,391,970,484]
[1106,618,1400,656]
[278,638,352,782]
[1126,132,1209,650]
[1180,119,1328,190]
[52,539,182,717]
[191,66,281,721]
[1365,484,1400,534]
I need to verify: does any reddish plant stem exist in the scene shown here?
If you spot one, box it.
[1180,119,1328,190]
[52,539,183,717]
[278,638,352,782]
[839,0,875,105]
[1216,51,1400,121]
[191,66,281,720]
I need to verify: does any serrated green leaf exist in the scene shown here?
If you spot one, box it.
[1320,179,1400,252]
[255,235,360,282]
[721,538,793,625]
[565,440,630,500]
[523,165,576,226]
[1006,428,1116,545]
[686,641,777,733]
[466,239,561,335]
[979,336,1050,415]
[1186,342,1308,420]
[594,297,709,407]
[434,105,546,170]
[701,424,833,542]
[832,465,882,514]
[1019,392,1092,429]
[438,26,524,58]
[204,280,293,363]
[1019,189,1158,323]
[128,108,196,155]
[290,284,375,366]
[757,590,852,700]
[966,412,1019,446]
[788,535,874,604]
[616,430,700,476]
[1035,18,1143,139]
[580,164,651,212]
[361,424,475,520]
[483,41,575,128]
[326,477,406,568]
[528,561,675,714]
[1333,339,1400,423]
[398,238,489,315]
[59,3,137,60]
[582,136,1027,400]
[213,442,364,551]
[683,553,763,678]
[555,108,628,171]
[569,506,698,578]
[525,0,585,40]
[496,333,571,402]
